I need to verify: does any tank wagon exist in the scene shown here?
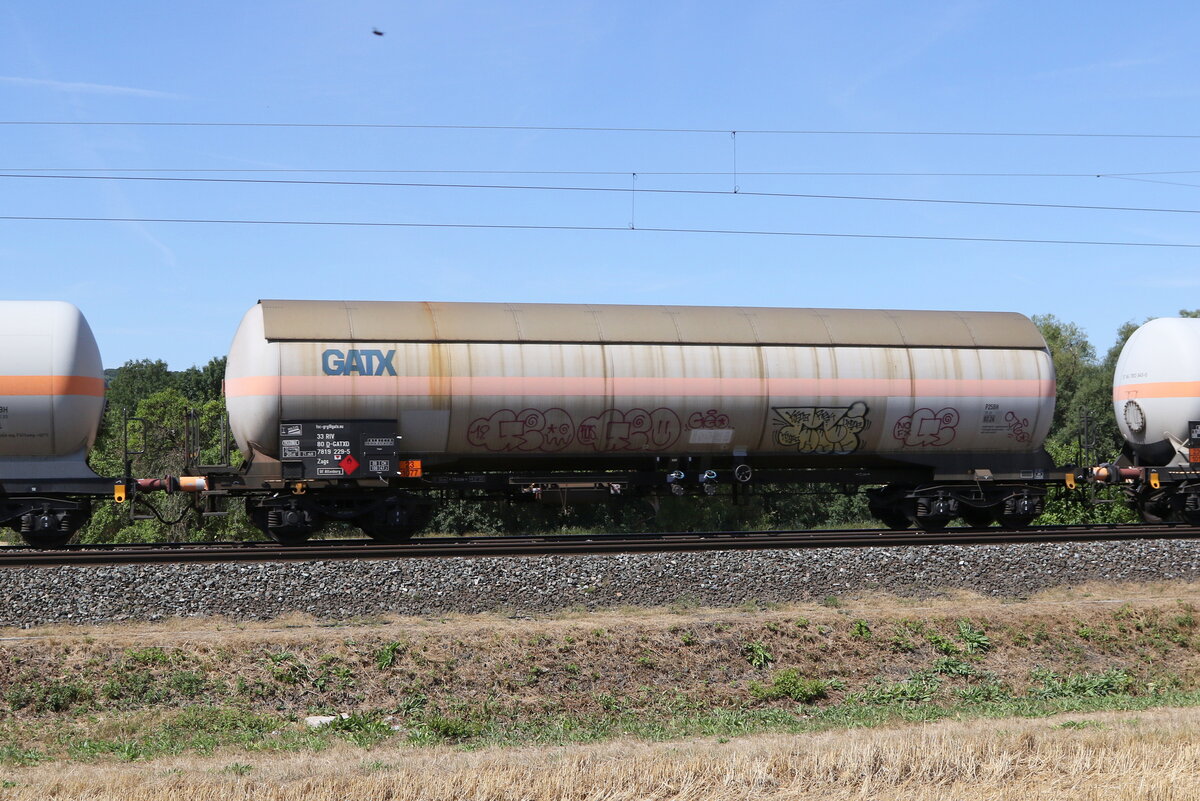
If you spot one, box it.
[0,301,110,544]
[213,300,1057,542]
[1104,317,1200,523]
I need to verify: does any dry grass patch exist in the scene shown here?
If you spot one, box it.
[0,582,1199,766]
[2,707,1200,800]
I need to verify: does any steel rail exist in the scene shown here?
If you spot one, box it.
[0,523,1196,567]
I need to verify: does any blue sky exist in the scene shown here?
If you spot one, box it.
[3,1,1200,368]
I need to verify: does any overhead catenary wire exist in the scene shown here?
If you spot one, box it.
[1105,175,1200,190]
[4,172,1200,216]
[2,214,1197,248]
[6,120,1200,139]
[0,168,1162,177]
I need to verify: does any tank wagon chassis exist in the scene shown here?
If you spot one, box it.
[0,455,1060,548]
[1092,420,1200,526]
[0,477,108,547]
[174,413,1059,545]
[14,410,1187,548]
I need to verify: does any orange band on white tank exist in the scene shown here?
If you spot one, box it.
[225,375,1055,399]
[1114,381,1200,400]
[0,375,106,397]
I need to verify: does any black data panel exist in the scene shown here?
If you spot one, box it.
[279,420,398,478]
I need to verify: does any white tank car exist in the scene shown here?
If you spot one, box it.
[1113,317,1200,465]
[225,300,1055,477]
[0,301,105,476]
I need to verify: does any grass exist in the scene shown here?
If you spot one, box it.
[3,687,1200,767]
[2,583,1200,796]
[5,707,1200,799]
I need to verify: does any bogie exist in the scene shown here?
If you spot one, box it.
[1,501,91,548]
[354,495,433,543]
[249,500,322,546]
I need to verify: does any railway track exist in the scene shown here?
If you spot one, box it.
[0,523,1197,567]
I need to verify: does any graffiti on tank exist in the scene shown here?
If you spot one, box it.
[893,407,960,447]
[466,408,576,452]
[772,402,869,454]
[687,409,731,430]
[577,408,681,451]
[1005,411,1032,443]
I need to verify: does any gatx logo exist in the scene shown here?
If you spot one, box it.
[321,349,397,376]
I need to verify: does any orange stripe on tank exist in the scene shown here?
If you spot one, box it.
[0,375,106,397]
[225,375,1055,399]
[1114,381,1200,400]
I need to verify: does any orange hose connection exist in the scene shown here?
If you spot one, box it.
[175,476,208,492]
[134,477,209,493]
[1091,465,1143,484]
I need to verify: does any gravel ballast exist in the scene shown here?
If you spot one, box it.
[1,539,1199,627]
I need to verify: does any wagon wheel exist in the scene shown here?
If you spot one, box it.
[910,514,951,532]
[873,511,912,530]
[995,512,1038,530]
[249,501,319,546]
[958,505,995,528]
[1134,487,1171,524]
[356,496,432,543]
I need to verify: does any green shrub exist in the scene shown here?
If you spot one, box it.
[167,670,207,698]
[102,670,166,704]
[415,715,483,742]
[375,641,406,670]
[0,745,46,766]
[930,657,975,676]
[13,679,94,713]
[328,713,396,747]
[956,620,992,654]
[926,632,961,656]
[742,642,774,669]
[124,647,169,665]
[956,682,1011,702]
[849,676,941,706]
[266,652,307,684]
[393,693,427,715]
[1028,668,1133,699]
[748,669,843,703]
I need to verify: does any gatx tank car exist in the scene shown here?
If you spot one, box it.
[216,300,1058,542]
[1,299,1067,545]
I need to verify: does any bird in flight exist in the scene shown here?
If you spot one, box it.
[372,28,384,36]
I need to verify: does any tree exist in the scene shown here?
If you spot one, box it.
[80,357,257,543]
[103,359,174,418]
[175,357,227,403]
[1033,316,1106,448]
[1032,315,1136,459]
[1102,320,1140,371]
